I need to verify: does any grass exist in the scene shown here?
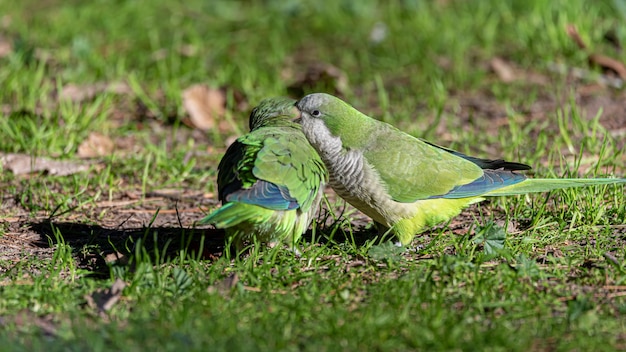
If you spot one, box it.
[1,0,626,350]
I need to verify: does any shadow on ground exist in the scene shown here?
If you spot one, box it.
[25,219,381,278]
[28,221,227,278]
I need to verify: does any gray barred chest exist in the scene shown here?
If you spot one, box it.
[325,154,414,225]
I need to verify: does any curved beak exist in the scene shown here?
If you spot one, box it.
[292,110,303,124]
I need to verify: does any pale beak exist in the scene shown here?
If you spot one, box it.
[292,110,303,124]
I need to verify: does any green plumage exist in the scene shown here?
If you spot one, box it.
[199,97,327,253]
[296,93,625,245]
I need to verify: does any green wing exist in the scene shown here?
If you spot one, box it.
[251,127,327,212]
[362,123,485,202]
[217,126,326,212]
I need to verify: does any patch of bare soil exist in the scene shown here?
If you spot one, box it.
[0,189,226,278]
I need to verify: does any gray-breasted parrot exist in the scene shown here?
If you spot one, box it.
[199,97,327,253]
[296,93,625,245]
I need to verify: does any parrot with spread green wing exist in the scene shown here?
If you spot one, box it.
[199,97,327,254]
[295,93,626,246]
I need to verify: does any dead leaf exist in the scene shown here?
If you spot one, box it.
[103,251,128,265]
[77,132,114,158]
[178,44,197,57]
[182,84,226,131]
[1,15,11,29]
[207,273,239,296]
[0,36,11,58]
[85,278,126,313]
[566,24,626,81]
[1,153,90,176]
[588,53,626,80]
[566,24,587,49]
[59,82,131,102]
[59,82,106,102]
[112,135,139,155]
[490,57,516,82]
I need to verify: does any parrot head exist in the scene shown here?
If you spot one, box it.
[296,93,368,152]
[249,97,299,131]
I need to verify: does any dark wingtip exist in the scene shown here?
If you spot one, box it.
[492,160,532,171]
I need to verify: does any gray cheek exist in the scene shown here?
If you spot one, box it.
[301,118,325,145]
[306,120,342,157]
[299,117,317,144]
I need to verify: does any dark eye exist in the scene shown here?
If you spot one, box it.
[312,110,321,117]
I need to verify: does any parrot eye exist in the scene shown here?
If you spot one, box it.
[311,110,321,117]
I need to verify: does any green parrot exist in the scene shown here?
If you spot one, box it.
[295,93,626,246]
[199,97,327,253]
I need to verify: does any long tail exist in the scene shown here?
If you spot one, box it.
[198,202,271,228]
[483,178,626,197]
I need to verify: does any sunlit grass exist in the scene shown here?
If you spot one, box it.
[1,0,625,350]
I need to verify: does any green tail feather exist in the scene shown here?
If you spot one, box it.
[199,202,271,228]
[484,178,626,197]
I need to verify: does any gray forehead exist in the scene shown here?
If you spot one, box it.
[297,93,332,110]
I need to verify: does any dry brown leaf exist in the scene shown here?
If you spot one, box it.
[59,82,107,102]
[178,44,197,57]
[0,37,11,58]
[85,278,126,313]
[1,153,90,176]
[566,24,587,49]
[589,53,626,80]
[59,82,131,102]
[1,15,11,28]
[103,252,128,265]
[566,24,626,81]
[490,57,516,83]
[182,84,226,131]
[112,135,139,155]
[77,132,114,158]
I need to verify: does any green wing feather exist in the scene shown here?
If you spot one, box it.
[361,123,484,202]
[250,127,327,212]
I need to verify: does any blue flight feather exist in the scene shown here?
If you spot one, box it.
[430,170,527,199]
[225,180,299,210]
